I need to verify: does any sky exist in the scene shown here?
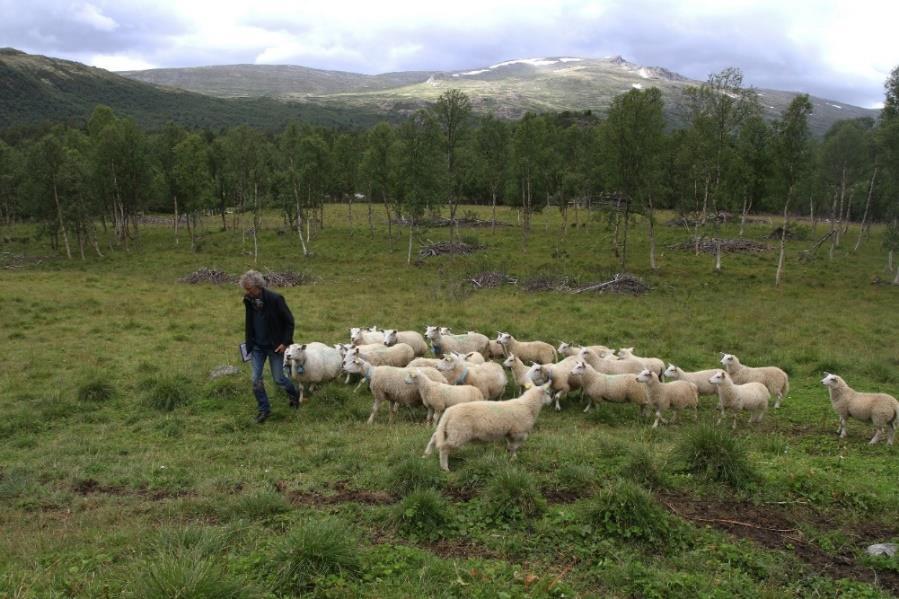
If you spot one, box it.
[2,0,897,108]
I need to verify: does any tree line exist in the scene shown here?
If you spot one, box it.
[1,66,898,276]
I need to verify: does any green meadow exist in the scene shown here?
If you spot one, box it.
[1,204,897,598]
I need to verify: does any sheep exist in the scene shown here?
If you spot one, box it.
[423,382,554,471]
[635,369,699,428]
[343,343,415,368]
[408,352,484,370]
[617,348,665,376]
[462,351,486,364]
[496,332,557,365]
[577,347,644,375]
[525,356,582,411]
[720,353,789,408]
[383,329,429,357]
[709,370,770,429]
[821,373,899,445]
[425,325,490,357]
[569,360,648,413]
[662,363,719,397]
[283,342,343,403]
[487,340,507,359]
[502,353,532,395]
[435,352,508,400]
[404,369,484,426]
[350,327,385,346]
[343,357,446,424]
[558,342,614,359]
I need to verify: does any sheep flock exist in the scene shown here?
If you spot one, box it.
[280,325,896,470]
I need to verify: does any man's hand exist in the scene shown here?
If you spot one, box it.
[275,344,286,353]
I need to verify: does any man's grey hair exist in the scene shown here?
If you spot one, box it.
[239,270,267,290]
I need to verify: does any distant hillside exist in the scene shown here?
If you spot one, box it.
[121,55,880,135]
[0,48,385,131]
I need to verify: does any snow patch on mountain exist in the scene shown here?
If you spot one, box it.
[489,58,559,69]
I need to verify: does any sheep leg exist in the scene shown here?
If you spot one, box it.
[670,410,678,424]
[774,393,782,409]
[507,434,527,458]
[367,394,383,425]
[426,407,434,426]
[869,428,883,445]
[423,432,438,457]
[732,414,738,430]
[839,417,847,438]
[438,448,451,471]
[353,378,366,394]
[433,410,443,428]
[652,411,661,429]
[887,424,895,446]
[582,397,592,413]
[388,401,399,425]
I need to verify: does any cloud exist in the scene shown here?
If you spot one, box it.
[72,3,118,32]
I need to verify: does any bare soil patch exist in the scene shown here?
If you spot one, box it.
[286,480,394,506]
[71,478,192,500]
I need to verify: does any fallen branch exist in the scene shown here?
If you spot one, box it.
[664,501,800,533]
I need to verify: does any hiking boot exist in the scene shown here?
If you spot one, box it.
[289,397,299,409]
[255,411,271,424]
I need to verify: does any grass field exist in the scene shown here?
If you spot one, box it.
[1,204,898,598]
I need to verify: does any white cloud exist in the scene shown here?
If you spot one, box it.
[72,3,118,31]
[90,53,155,71]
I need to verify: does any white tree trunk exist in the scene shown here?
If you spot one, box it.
[854,167,877,252]
[173,195,179,245]
[407,215,414,265]
[53,181,72,259]
[648,195,657,270]
[775,197,790,286]
[252,183,259,265]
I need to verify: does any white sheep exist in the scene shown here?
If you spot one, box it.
[497,332,557,365]
[283,342,343,403]
[636,369,699,428]
[435,352,508,400]
[663,363,719,397]
[408,352,484,370]
[557,342,614,359]
[525,356,582,411]
[487,340,507,359]
[343,343,415,368]
[578,347,644,375]
[425,326,490,357]
[404,369,484,426]
[343,357,446,424]
[569,360,649,413]
[383,329,429,357]
[709,370,770,429]
[617,347,665,375]
[350,327,386,346]
[502,353,532,395]
[821,373,899,445]
[720,353,789,408]
[423,382,553,471]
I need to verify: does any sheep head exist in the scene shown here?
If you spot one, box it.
[708,370,727,385]
[820,372,842,387]
[635,369,653,383]
[663,364,678,379]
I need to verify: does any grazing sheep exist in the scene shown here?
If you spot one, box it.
[404,369,484,426]
[425,326,490,357]
[578,347,644,375]
[663,363,719,397]
[497,332,557,365]
[636,369,699,428]
[720,353,789,408]
[502,353,532,395]
[558,342,614,359]
[423,382,554,471]
[343,357,446,424]
[709,370,770,429]
[283,342,343,403]
[383,329,429,357]
[617,348,665,376]
[821,373,898,445]
[525,356,582,411]
[435,352,508,400]
[569,360,648,413]
[350,327,385,346]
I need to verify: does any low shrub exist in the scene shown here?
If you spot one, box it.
[555,463,596,495]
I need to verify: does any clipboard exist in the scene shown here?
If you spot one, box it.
[239,342,251,362]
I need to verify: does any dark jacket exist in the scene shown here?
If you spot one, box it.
[244,288,295,349]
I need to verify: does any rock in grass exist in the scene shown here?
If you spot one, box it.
[209,365,241,380]
[866,543,897,557]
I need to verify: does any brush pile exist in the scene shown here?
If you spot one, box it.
[261,270,314,287]
[179,267,236,284]
[571,273,650,295]
[419,241,484,257]
[467,271,517,288]
[668,238,769,254]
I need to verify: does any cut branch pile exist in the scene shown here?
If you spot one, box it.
[261,269,314,287]
[668,237,770,254]
[419,241,484,257]
[522,275,571,292]
[1,251,45,269]
[395,217,508,228]
[467,271,517,288]
[178,267,236,285]
[571,273,650,295]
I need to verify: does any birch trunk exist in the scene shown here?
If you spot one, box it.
[810,194,816,232]
[296,196,308,256]
[854,167,877,252]
[491,189,497,235]
[52,180,72,259]
[407,214,414,264]
[252,183,259,265]
[775,194,791,286]
[828,189,838,260]
[739,195,748,237]
[173,194,179,245]
[835,167,846,246]
[648,195,657,270]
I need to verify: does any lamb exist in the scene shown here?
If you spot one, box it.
[383,329,429,357]
[720,353,789,408]
[496,332,557,365]
[617,348,665,376]
[663,363,719,397]
[343,357,446,424]
[425,325,490,357]
[525,356,582,411]
[709,370,770,429]
[821,373,898,445]
[283,342,343,403]
[404,369,484,426]
[502,353,532,395]
[350,326,386,346]
[569,360,648,413]
[636,369,699,428]
[423,382,554,471]
[435,352,508,400]
[578,347,644,375]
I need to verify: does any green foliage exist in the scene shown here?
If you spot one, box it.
[674,426,757,489]
[268,517,362,595]
[204,376,244,401]
[555,463,597,495]
[128,551,250,599]
[387,456,444,496]
[580,479,679,546]
[219,490,290,521]
[481,466,546,522]
[622,445,669,490]
[141,375,195,411]
[76,375,115,402]
[392,488,451,539]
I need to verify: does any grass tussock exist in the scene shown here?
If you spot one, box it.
[128,551,251,599]
[141,375,195,411]
[622,445,669,490]
[555,463,597,494]
[482,466,546,522]
[392,488,452,539]
[581,478,679,546]
[675,426,757,489]
[268,517,362,595]
[387,456,444,496]
[219,490,290,521]
[76,374,116,402]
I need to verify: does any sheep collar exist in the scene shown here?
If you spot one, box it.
[363,364,373,382]
[432,342,442,355]
[455,367,469,385]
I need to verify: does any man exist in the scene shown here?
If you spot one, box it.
[240,270,300,423]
